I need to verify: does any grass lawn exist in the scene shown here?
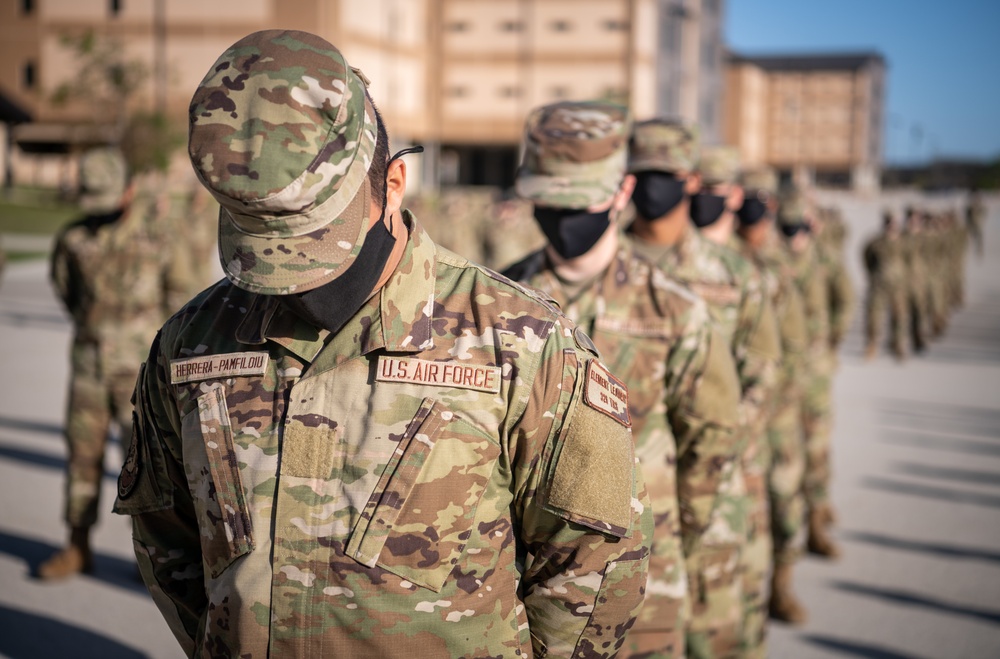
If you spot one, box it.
[0,198,77,235]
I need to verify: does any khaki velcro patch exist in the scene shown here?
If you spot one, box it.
[547,399,635,538]
[584,360,631,427]
[376,356,501,394]
[170,351,269,384]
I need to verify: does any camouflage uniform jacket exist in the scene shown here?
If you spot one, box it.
[736,232,807,416]
[114,214,653,659]
[504,240,741,559]
[863,233,906,288]
[817,236,854,350]
[50,203,179,377]
[628,227,781,435]
[788,241,831,357]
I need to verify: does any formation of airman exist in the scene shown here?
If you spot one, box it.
[31,26,988,659]
[863,205,970,361]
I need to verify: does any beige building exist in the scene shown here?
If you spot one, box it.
[723,52,886,192]
[1,0,725,188]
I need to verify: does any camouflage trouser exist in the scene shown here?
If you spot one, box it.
[802,352,834,511]
[686,464,748,659]
[926,274,947,336]
[907,284,929,350]
[63,341,137,528]
[864,281,908,353]
[767,398,806,564]
[739,431,772,658]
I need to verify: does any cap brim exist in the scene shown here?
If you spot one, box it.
[79,189,124,214]
[515,171,617,210]
[219,176,372,295]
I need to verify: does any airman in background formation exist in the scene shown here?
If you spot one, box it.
[505,102,742,658]
[863,210,909,360]
[966,188,985,258]
[776,190,843,563]
[40,147,182,580]
[735,166,810,629]
[626,120,781,658]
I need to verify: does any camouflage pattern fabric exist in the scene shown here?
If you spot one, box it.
[786,240,835,511]
[50,196,180,528]
[187,30,379,296]
[627,226,781,658]
[505,238,742,659]
[902,226,930,352]
[698,147,741,187]
[736,229,809,655]
[965,193,985,258]
[515,101,631,209]
[168,182,223,301]
[863,230,909,356]
[815,210,855,351]
[114,213,653,658]
[627,119,699,174]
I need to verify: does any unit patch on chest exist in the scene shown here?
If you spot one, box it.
[583,360,631,427]
[376,356,502,394]
[170,351,269,384]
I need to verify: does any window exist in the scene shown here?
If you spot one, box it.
[550,20,571,32]
[21,0,33,14]
[446,21,470,32]
[550,86,569,99]
[603,19,629,31]
[499,85,521,98]
[446,86,469,98]
[110,0,122,15]
[499,20,523,32]
[22,61,36,90]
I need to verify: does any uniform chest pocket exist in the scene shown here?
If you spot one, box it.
[184,385,255,578]
[346,397,501,592]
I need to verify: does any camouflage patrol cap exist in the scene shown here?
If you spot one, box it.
[627,118,699,174]
[698,145,741,186]
[776,187,808,226]
[515,101,631,210]
[78,147,128,214]
[188,29,378,295]
[740,166,778,196]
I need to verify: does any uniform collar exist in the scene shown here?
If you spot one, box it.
[234,211,436,361]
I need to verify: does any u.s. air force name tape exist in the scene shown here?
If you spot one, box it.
[376,356,502,394]
[170,351,269,384]
[584,360,631,427]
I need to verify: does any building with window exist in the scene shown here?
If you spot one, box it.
[723,51,886,191]
[0,0,726,188]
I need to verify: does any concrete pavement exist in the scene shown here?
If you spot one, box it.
[0,192,997,658]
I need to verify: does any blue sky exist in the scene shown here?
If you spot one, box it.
[724,0,1000,164]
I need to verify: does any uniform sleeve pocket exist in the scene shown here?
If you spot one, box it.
[194,386,254,577]
[346,397,501,592]
[574,555,650,658]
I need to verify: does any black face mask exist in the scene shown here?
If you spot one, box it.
[737,197,769,226]
[279,217,397,334]
[779,222,810,238]
[534,206,612,259]
[631,171,687,220]
[689,193,728,228]
[278,145,425,333]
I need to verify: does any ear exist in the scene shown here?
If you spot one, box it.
[684,172,701,195]
[726,185,745,212]
[385,158,407,220]
[612,174,636,216]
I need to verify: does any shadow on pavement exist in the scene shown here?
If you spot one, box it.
[802,635,922,659]
[863,477,1000,508]
[892,461,1000,487]
[878,397,1000,440]
[882,432,1000,458]
[0,444,119,480]
[0,530,146,595]
[0,415,65,438]
[843,531,1000,564]
[0,308,69,331]
[833,581,1000,624]
[0,604,148,659]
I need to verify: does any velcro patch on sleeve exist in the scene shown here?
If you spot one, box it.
[170,351,269,384]
[584,360,631,427]
[376,357,502,394]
